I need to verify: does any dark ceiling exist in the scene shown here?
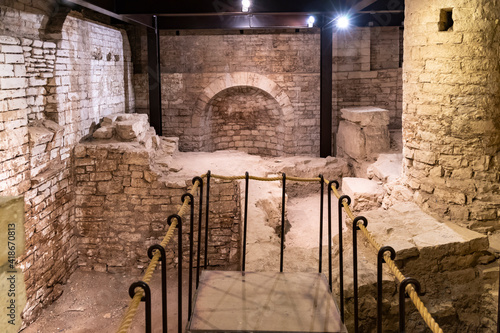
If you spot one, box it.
[61,0,404,29]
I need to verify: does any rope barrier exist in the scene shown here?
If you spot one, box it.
[331,183,443,333]
[212,173,443,333]
[115,179,201,333]
[116,172,443,333]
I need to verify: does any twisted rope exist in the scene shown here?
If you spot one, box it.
[331,184,443,333]
[116,172,443,333]
[115,180,201,333]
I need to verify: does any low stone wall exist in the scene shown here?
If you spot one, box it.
[74,142,241,273]
[334,203,498,332]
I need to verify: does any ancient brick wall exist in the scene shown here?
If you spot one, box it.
[403,0,500,231]
[0,0,59,38]
[74,143,241,272]
[209,86,285,156]
[333,26,403,130]
[0,2,136,325]
[133,27,403,155]
[134,29,321,156]
[45,14,135,146]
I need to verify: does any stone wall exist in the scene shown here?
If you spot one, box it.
[0,1,136,325]
[133,27,403,155]
[209,86,285,156]
[403,0,500,231]
[74,142,241,272]
[135,29,321,156]
[333,26,403,130]
[45,13,135,146]
[0,0,58,39]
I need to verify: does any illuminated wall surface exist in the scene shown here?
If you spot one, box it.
[403,0,500,231]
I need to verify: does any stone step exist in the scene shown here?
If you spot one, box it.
[341,177,384,212]
[367,153,403,183]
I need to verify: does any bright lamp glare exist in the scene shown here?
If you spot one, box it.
[242,0,251,12]
[336,16,350,29]
[307,16,315,28]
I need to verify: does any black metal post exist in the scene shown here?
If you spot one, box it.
[338,194,351,323]
[242,172,249,271]
[147,15,162,135]
[129,281,152,333]
[280,173,286,272]
[167,214,183,333]
[205,171,211,268]
[327,180,339,291]
[192,177,204,289]
[377,246,396,333]
[353,216,368,333]
[147,245,167,333]
[320,14,333,157]
[399,278,422,333]
[319,175,324,273]
[182,193,195,320]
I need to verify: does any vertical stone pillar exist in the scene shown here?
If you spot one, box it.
[403,0,500,231]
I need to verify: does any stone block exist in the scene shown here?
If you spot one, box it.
[93,126,114,139]
[367,153,403,183]
[0,64,14,77]
[0,127,27,150]
[342,177,384,211]
[364,126,390,156]
[4,54,24,64]
[0,36,20,45]
[0,45,23,54]
[28,126,54,146]
[115,120,149,141]
[337,121,366,160]
[337,106,391,161]
[0,77,27,89]
[340,106,390,127]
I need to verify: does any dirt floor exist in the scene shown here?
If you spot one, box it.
[21,269,190,333]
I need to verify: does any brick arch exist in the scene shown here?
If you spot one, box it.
[195,72,294,154]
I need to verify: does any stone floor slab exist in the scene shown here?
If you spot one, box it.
[188,271,346,333]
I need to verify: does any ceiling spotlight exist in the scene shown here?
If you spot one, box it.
[336,15,350,29]
[242,0,251,12]
[307,16,315,28]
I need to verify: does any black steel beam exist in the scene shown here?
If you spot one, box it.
[116,0,346,15]
[320,15,333,158]
[157,14,316,30]
[62,0,403,29]
[147,16,163,135]
[61,0,154,27]
[156,11,403,30]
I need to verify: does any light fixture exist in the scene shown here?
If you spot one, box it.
[336,15,350,29]
[307,16,315,28]
[242,0,251,12]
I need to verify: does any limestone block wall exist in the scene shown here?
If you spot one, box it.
[333,26,403,130]
[45,14,135,147]
[403,0,500,231]
[0,0,58,38]
[0,32,76,324]
[74,143,241,272]
[0,1,137,325]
